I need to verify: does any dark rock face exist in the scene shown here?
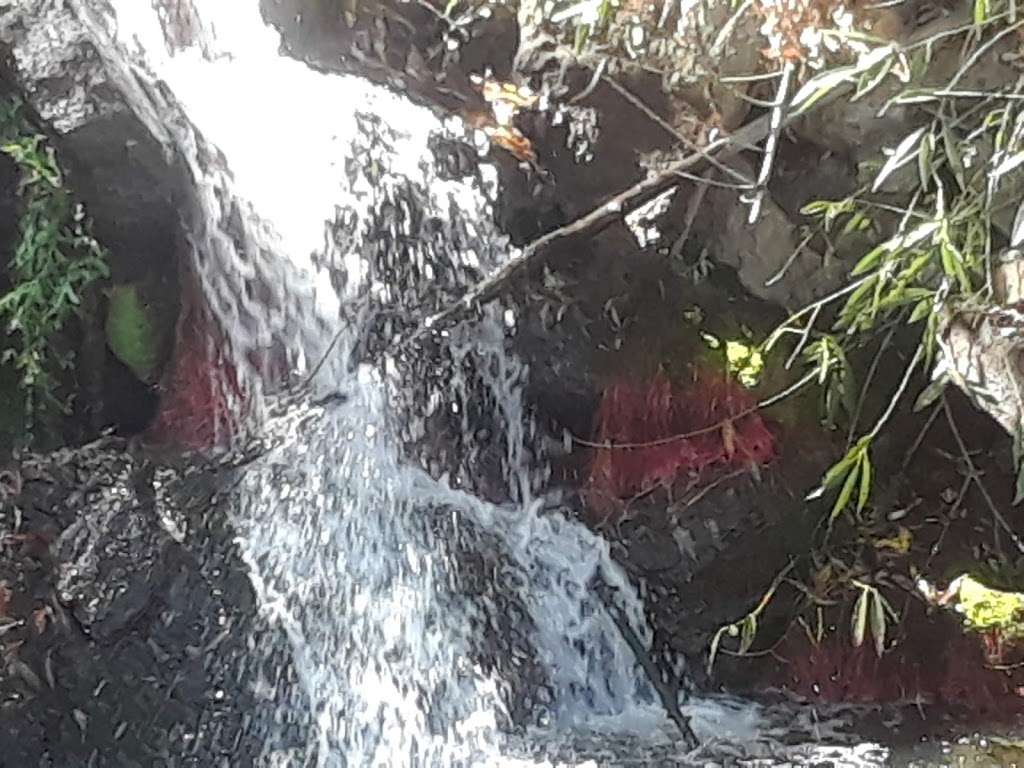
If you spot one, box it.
[0,440,310,766]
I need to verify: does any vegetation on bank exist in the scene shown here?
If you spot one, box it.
[0,98,109,447]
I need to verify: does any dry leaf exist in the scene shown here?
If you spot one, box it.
[480,80,538,111]
[484,125,537,163]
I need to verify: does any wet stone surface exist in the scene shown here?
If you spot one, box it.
[0,439,309,766]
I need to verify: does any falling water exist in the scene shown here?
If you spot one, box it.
[58,1,891,765]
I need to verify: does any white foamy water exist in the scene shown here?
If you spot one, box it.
[62,0,894,765]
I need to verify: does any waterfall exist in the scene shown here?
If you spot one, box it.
[55,0,817,764]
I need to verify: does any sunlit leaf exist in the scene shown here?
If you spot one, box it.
[857,450,872,512]
[832,462,860,521]
[739,614,757,655]
[851,244,886,276]
[974,0,989,24]
[852,587,869,648]
[869,589,887,657]
[873,127,927,192]
[992,151,1024,180]
[791,47,894,116]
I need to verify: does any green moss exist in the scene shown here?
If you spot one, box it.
[952,574,1024,640]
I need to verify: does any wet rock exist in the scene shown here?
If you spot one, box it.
[693,156,849,308]
[53,456,167,640]
[0,439,311,765]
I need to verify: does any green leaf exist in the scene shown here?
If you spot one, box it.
[942,121,966,190]
[822,447,860,489]
[739,614,757,655]
[913,373,948,412]
[918,130,935,189]
[851,244,886,276]
[974,0,989,24]
[853,55,894,102]
[869,589,887,657]
[707,625,730,674]
[857,450,872,512]
[909,298,932,325]
[832,462,860,521]
[873,127,927,192]
[852,587,869,648]
[792,46,895,116]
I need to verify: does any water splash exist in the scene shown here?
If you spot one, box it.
[59,1,892,765]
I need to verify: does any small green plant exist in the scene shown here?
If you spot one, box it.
[0,98,109,441]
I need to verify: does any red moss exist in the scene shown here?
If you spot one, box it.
[147,284,246,452]
[583,370,776,512]
[780,632,1024,720]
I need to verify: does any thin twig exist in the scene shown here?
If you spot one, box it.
[942,394,1024,554]
[603,75,753,186]
[709,0,754,58]
[744,59,794,224]
[669,181,710,262]
[765,230,816,289]
[389,5,976,356]
[866,344,923,441]
[392,107,786,351]
[783,303,820,371]
[901,400,942,469]
[847,329,895,446]
[569,57,608,104]
[672,170,754,190]
[591,575,700,749]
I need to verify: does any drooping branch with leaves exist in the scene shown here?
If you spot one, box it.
[0,98,109,444]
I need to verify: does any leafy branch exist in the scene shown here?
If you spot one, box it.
[0,98,109,440]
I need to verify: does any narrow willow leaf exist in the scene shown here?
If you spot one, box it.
[851,244,886,276]
[822,445,861,488]
[869,589,887,657]
[832,463,860,521]
[873,127,927,192]
[857,450,872,512]
[800,200,832,216]
[1014,461,1024,506]
[851,588,869,648]
[1012,198,1024,249]
[792,47,893,115]
[918,131,935,188]
[941,241,971,292]
[853,56,894,101]
[942,121,966,190]
[791,68,857,114]
[739,614,757,655]
[707,626,728,674]
[913,372,948,412]
[992,151,1024,180]
[840,277,878,326]
[909,297,932,324]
